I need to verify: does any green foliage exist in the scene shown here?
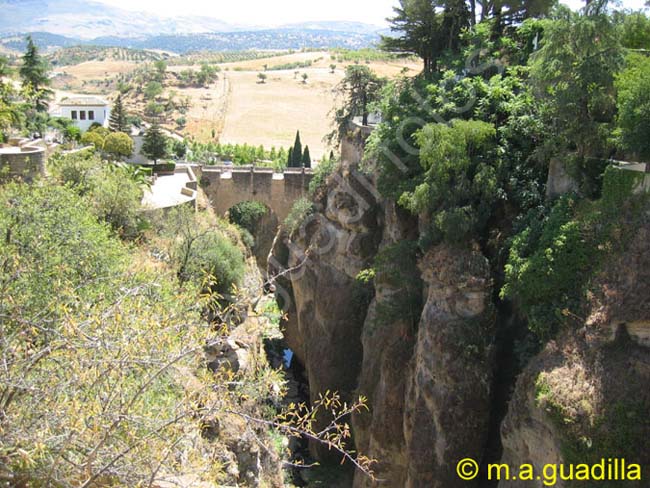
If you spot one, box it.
[290,130,303,167]
[63,124,81,143]
[0,180,227,485]
[372,240,422,329]
[283,197,314,235]
[187,140,287,167]
[103,131,134,159]
[308,154,337,195]
[266,60,313,71]
[329,65,385,145]
[614,53,650,161]
[0,182,127,319]
[144,80,163,100]
[501,197,593,341]
[81,129,105,148]
[529,7,623,160]
[617,11,650,49]
[400,119,498,245]
[160,207,245,295]
[369,65,546,221]
[331,48,412,63]
[382,0,471,76]
[48,151,145,238]
[88,167,143,238]
[302,145,311,168]
[141,122,168,163]
[109,94,128,132]
[502,167,644,342]
[228,200,269,234]
[19,35,52,112]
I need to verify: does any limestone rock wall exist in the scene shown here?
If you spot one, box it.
[269,149,498,485]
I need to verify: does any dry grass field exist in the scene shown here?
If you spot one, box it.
[61,60,139,78]
[54,50,421,157]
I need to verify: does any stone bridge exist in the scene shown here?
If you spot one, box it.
[199,166,313,221]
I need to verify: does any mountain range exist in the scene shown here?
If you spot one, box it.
[0,1,388,37]
[0,0,389,54]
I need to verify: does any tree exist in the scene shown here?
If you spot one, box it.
[617,11,650,49]
[141,122,168,166]
[109,94,128,133]
[328,65,385,144]
[144,81,163,100]
[287,147,293,167]
[382,0,471,77]
[400,119,498,244]
[154,59,167,81]
[330,64,337,74]
[257,72,267,84]
[302,73,309,84]
[0,57,20,138]
[615,53,650,161]
[290,131,303,167]
[302,146,312,168]
[103,132,134,159]
[530,4,624,159]
[19,35,52,111]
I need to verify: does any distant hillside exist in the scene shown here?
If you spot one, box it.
[0,1,387,41]
[1,29,381,55]
[48,46,165,66]
[93,30,380,53]
[0,0,243,39]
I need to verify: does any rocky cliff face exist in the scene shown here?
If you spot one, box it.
[269,132,498,486]
[268,133,650,487]
[500,215,650,487]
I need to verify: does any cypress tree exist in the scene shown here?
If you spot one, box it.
[302,146,311,168]
[109,94,127,132]
[287,147,293,167]
[291,130,302,167]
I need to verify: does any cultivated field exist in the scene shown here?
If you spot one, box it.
[53,50,421,158]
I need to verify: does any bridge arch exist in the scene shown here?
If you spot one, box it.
[199,166,313,221]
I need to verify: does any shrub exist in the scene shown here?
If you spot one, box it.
[0,182,222,485]
[502,168,645,343]
[88,166,144,239]
[48,149,99,191]
[161,207,245,295]
[103,131,134,159]
[48,151,145,238]
[228,200,268,234]
[177,230,245,295]
[81,129,105,149]
[0,182,126,318]
[308,155,337,196]
[283,197,314,235]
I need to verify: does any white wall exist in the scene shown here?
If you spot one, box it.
[60,105,111,132]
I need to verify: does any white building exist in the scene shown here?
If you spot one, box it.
[58,96,111,132]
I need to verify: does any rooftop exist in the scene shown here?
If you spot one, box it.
[59,96,109,107]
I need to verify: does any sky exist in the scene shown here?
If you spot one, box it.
[91,0,647,27]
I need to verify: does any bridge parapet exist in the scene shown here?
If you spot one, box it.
[200,166,313,220]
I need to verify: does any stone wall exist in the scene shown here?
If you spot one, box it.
[201,166,313,221]
[0,138,47,181]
